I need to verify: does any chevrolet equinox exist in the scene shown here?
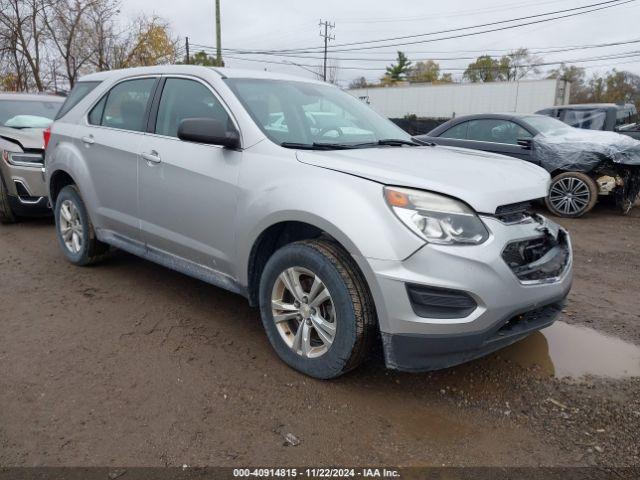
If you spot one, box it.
[45,66,573,379]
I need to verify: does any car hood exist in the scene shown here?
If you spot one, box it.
[296,145,550,214]
[0,126,46,151]
[532,129,640,172]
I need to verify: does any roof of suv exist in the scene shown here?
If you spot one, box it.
[79,65,326,85]
[549,103,634,111]
[0,92,64,102]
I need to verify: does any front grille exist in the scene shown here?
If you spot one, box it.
[502,230,570,283]
[489,302,564,343]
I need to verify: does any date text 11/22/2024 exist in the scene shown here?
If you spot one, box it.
[232,468,401,478]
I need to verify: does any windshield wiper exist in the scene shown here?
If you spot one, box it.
[376,138,422,146]
[281,142,358,150]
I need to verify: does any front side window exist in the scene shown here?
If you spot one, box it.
[0,99,62,129]
[440,121,468,140]
[155,78,230,138]
[225,78,411,147]
[89,78,155,132]
[467,119,531,145]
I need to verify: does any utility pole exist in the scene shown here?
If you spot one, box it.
[185,37,190,64]
[215,0,222,66]
[319,19,335,82]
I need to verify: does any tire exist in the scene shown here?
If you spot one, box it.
[258,239,377,379]
[0,171,17,224]
[54,185,110,266]
[545,171,598,218]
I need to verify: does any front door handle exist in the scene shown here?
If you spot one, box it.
[141,150,161,164]
[81,135,95,145]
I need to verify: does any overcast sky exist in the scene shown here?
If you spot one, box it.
[120,0,640,86]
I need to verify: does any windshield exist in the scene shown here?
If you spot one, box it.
[224,78,412,148]
[558,108,607,130]
[0,99,62,129]
[521,115,574,136]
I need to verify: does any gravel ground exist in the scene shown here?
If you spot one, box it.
[0,202,638,468]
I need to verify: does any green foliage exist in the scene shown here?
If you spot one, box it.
[408,60,440,83]
[463,55,502,82]
[383,51,412,83]
[548,64,640,105]
[464,49,540,83]
[187,50,223,67]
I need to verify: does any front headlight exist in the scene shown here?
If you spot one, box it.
[384,186,489,245]
[2,151,44,167]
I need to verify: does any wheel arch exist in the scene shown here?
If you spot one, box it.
[49,169,78,206]
[244,217,378,312]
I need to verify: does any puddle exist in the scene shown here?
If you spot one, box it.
[499,321,640,379]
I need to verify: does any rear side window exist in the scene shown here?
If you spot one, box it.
[440,122,468,140]
[155,78,230,137]
[56,81,101,120]
[89,78,156,132]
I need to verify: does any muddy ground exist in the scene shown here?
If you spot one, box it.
[0,203,639,468]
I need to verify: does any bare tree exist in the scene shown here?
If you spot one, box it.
[0,0,48,90]
[314,60,340,84]
[43,0,101,87]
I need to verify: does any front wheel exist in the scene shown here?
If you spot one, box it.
[258,239,377,379]
[545,172,598,218]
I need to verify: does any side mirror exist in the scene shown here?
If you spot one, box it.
[517,138,532,150]
[178,118,240,149]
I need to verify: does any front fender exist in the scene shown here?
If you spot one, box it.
[233,152,425,286]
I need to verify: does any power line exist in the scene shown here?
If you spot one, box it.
[191,38,640,63]
[192,37,640,59]
[221,0,636,54]
[334,0,574,24]
[223,50,640,72]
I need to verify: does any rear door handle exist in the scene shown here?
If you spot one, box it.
[141,151,161,164]
[81,135,95,145]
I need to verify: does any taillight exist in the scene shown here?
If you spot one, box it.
[43,127,51,149]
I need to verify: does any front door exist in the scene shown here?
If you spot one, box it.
[138,77,241,277]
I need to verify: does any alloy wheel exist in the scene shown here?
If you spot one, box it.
[549,176,591,216]
[59,199,84,254]
[271,266,336,359]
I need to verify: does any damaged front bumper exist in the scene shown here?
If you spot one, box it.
[368,214,572,372]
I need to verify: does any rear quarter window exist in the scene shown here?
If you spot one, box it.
[55,81,101,120]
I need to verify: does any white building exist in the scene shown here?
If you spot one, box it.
[348,79,570,119]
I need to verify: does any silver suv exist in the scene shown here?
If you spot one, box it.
[45,66,573,379]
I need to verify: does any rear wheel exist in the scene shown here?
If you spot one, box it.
[0,172,17,224]
[545,172,598,218]
[259,239,377,379]
[54,185,110,265]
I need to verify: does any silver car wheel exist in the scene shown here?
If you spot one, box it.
[59,199,84,254]
[549,176,591,216]
[271,266,336,359]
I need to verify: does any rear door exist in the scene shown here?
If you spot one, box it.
[138,76,242,276]
[75,76,158,240]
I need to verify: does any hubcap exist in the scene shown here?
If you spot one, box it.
[549,177,591,215]
[59,200,84,254]
[271,267,336,359]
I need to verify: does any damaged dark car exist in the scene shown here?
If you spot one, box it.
[418,113,640,217]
